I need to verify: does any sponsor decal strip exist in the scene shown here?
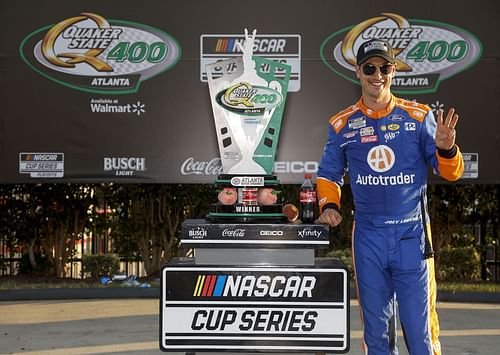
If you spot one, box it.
[180,240,328,244]
[166,301,345,307]
[165,334,344,339]
[163,344,344,350]
[166,267,344,273]
[163,307,346,339]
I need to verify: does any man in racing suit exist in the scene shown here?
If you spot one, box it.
[317,39,464,354]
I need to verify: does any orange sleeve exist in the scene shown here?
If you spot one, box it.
[437,145,464,181]
[317,177,342,212]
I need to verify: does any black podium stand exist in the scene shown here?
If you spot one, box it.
[160,219,349,354]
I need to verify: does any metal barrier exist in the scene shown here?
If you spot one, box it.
[0,253,146,279]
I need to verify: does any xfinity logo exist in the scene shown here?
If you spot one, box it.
[222,229,245,238]
[298,228,323,239]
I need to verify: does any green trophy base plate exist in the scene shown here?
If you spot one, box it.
[206,203,287,223]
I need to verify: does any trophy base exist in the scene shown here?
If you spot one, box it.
[206,203,287,223]
[208,174,287,223]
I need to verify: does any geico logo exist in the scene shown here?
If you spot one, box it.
[103,157,145,171]
[274,161,318,174]
[223,275,316,298]
[191,309,318,332]
[33,154,58,161]
[259,230,283,236]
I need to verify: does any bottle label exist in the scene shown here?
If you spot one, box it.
[241,188,258,204]
[300,190,316,203]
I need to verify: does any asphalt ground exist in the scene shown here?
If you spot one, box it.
[1,299,499,355]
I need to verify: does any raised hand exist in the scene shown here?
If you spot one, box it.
[435,108,459,150]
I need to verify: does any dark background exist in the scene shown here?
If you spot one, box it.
[0,0,498,183]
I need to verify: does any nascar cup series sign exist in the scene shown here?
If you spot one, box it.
[321,13,482,93]
[161,266,349,352]
[20,12,181,94]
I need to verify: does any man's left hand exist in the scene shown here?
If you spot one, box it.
[435,108,459,150]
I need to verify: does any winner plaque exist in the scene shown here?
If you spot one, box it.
[206,29,291,223]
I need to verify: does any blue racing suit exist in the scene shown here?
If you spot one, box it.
[317,96,464,355]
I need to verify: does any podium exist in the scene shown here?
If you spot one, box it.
[160,219,350,354]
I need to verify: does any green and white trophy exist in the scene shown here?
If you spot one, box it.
[206,29,291,222]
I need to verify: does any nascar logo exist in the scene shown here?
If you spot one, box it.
[193,274,316,298]
[214,37,286,53]
[200,34,301,91]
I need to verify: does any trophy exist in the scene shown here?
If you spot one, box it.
[206,29,291,223]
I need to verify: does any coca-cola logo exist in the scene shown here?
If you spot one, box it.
[181,157,223,175]
[221,229,245,238]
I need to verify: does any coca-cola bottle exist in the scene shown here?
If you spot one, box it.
[299,173,316,223]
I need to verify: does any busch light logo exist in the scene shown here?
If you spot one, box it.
[103,157,145,176]
[189,227,207,239]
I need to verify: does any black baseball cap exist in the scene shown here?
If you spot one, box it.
[356,39,395,65]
